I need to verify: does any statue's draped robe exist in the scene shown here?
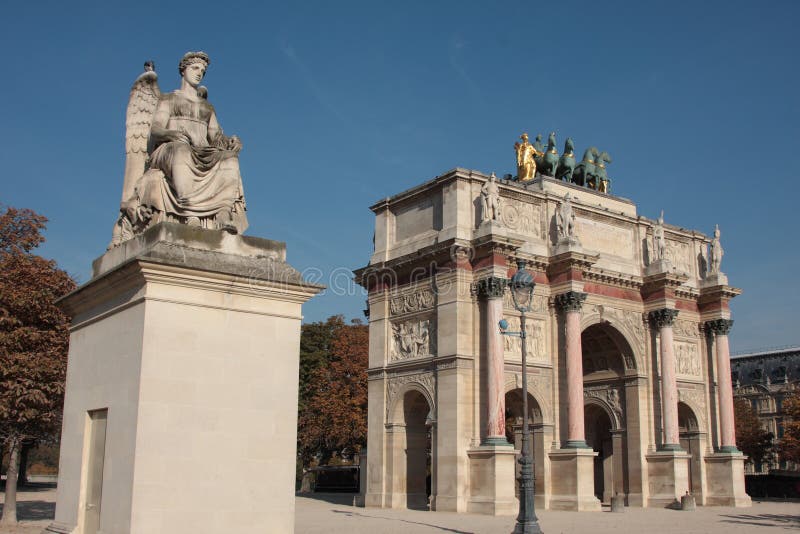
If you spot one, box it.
[135,92,248,232]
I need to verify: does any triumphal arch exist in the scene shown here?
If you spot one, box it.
[354,136,750,514]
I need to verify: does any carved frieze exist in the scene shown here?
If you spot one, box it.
[673,319,700,339]
[502,317,548,362]
[390,317,437,361]
[386,371,436,419]
[389,288,435,316]
[499,198,543,239]
[675,341,702,377]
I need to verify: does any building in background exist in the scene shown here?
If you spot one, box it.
[732,346,800,473]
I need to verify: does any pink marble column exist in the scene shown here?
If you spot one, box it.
[650,308,681,450]
[708,319,738,452]
[479,277,509,445]
[556,291,588,448]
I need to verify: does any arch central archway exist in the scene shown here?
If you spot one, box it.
[581,322,639,504]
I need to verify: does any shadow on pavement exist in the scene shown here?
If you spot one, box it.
[330,509,473,534]
[719,513,800,529]
[297,492,359,506]
[0,501,55,521]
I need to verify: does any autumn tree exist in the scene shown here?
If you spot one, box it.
[779,390,800,464]
[297,318,368,466]
[734,398,774,469]
[0,207,75,524]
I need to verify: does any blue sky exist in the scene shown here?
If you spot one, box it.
[1,1,798,352]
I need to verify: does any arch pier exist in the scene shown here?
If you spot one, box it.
[355,170,750,514]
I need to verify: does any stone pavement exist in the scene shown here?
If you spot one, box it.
[1,486,797,533]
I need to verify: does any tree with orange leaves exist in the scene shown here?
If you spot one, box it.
[734,397,774,469]
[297,318,368,466]
[779,391,800,464]
[0,207,75,524]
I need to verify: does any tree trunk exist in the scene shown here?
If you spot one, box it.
[1,436,20,524]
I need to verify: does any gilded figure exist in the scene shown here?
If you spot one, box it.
[514,133,540,181]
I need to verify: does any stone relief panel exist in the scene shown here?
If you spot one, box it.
[499,198,543,239]
[389,288,435,316]
[390,316,437,362]
[664,239,693,275]
[674,341,701,378]
[386,371,436,420]
[584,384,624,428]
[575,218,635,259]
[673,319,700,339]
[503,292,548,314]
[502,317,548,362]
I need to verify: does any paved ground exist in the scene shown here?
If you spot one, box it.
[1,486,797,533]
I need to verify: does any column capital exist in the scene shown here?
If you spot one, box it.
[649,308,679,328]
[555,291,587,313]
[475,276,507,299]
[706,318,734,336]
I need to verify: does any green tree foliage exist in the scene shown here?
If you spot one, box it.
[297,317,367,467]
[779,390,800,464]
[0,207,75,524]
[734,398,774,468]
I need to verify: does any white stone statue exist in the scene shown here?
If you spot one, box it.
[652,210,666,261]
[109,52,248,248]
[556,193,576,240]
[481,173,502,223]
[708,224,724,274]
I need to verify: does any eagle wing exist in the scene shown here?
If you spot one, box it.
[120,66,161,206]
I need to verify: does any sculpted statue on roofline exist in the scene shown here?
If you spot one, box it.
[512,131,612,193]
[109,52,248,248]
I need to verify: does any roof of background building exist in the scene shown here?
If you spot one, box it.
[731,346,800,388]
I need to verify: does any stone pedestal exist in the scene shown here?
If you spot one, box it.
[467,446,517,515]
[46,223,322,534]
[547,448,601,511]
[704,453,752,507]
[646,450,691,507]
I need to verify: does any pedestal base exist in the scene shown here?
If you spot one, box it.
[547,448,601,511]
[48,223,321,534]
[646,450,691,507]
[467,445,518,515]
[704,453,752,507]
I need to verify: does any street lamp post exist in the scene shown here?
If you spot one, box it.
[500,259,542,534]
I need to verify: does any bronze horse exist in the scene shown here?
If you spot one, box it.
[556,137,576,182]
[572,146,598,187]
[539,132,559,177]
